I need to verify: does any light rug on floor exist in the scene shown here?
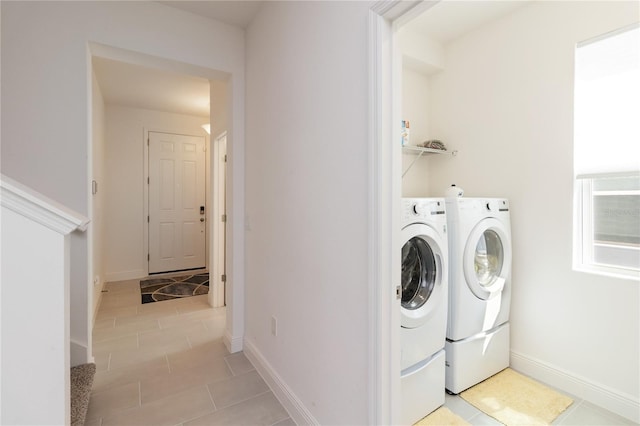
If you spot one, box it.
[460,368,573,425]
[414,406,470,426]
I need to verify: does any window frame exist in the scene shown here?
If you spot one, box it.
[574,175,640,281]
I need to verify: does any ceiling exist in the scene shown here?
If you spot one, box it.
[404,0,533,44]
[94,1,533,116]
[93,1,264,117]
[93,57,211,117]
[159,1,264,28]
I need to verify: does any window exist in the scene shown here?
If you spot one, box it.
[574,25,640,279]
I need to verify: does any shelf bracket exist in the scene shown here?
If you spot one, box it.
[402,149,425,178]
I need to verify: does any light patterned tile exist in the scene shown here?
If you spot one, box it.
[444,393,482,421]
[175,300,214,315]
[137,300,182,315]
[207,370,270,409]
[272,418,296,426]
[94,352,110,373]
[140,356,232,404]
[184,392,288,426]
[93,317,116,330]
[86,381,140,421]
[101,386,214,426]
[109,343,182,370]
[225,352,255,376]
[83,418,102,426]
[468,412,503,425]
[140,321,206,345]
[187,327,225,346]
[92,357,170,392]
[93,334,138,355]
[96,306,138,321]
[158,309,219,329]
[168,340,229,373]
[556,400,636,425]
[93,319,159,343]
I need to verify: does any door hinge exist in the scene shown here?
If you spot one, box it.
[221,214,227,223]
[147,138,149,146]
[224,154,227,163]
[147,215,150,223]
[147,254,150,261]
[396,285,401,300]
[221,274,227,282]
[147,177,150,184]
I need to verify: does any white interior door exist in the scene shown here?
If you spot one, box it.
[148,132,206,273]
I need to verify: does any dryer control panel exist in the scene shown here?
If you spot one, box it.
[485,199,509,212]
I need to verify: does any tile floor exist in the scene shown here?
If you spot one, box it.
[89,278,637,426]
[87,278,292,426]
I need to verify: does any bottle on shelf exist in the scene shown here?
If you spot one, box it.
[401,120,411,146]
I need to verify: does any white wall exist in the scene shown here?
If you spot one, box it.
[245,2,371,424]
[91,70,107,320]
[104,105,209,281]
[425,1,639,420]
[402,66,431,197]
[1,0,245,364]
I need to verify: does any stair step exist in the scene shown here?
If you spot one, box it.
[70,363,96,426]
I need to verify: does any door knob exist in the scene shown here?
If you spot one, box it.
[200,218,205,222]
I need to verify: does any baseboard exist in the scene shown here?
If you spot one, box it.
[223,330,243,354]
[92,280,104,327]
[510,350,640,423]
[105,269,145,282]
[244,339,319,426]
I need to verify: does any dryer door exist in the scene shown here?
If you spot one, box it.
[463,218,512,300]
[400,224,446,329]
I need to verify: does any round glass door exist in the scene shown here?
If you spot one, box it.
[401,236,437,310]
[474,229,504,288]
[463,218,511,300]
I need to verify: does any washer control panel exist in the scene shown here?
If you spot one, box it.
[402,198,446,223]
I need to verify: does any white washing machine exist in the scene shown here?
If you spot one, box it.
[400,198,448,425]
[444,197,512,394]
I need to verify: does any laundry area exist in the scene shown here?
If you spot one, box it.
[395,1,639,425]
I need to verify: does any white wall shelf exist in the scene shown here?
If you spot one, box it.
[402,145,457,178]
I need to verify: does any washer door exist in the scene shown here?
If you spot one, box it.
[463,218,511,300]
[401,224,445,329]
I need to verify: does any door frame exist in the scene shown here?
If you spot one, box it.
[368,1,441,423]
[144,130,210,276]
[210,131,227,308]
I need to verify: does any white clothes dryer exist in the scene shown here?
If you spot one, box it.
[444,197,512,394]
[400,198,448,425]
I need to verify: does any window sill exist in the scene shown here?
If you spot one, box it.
[573,264,640,281]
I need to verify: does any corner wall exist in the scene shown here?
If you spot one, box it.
[426,1,639,420]
[245,2,372,424]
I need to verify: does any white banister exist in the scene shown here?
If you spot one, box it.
[1,174,89,426]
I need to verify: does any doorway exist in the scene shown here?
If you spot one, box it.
[89,44,241,354]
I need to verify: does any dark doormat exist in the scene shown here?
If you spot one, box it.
[140,273,209,304]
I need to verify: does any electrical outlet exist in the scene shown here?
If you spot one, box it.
[271,316,278,337]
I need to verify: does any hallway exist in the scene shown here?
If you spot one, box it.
[87,278,292,426]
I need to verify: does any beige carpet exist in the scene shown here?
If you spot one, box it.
[460,368,573,425]
[415,406,470,425]
[70,363,96,426]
